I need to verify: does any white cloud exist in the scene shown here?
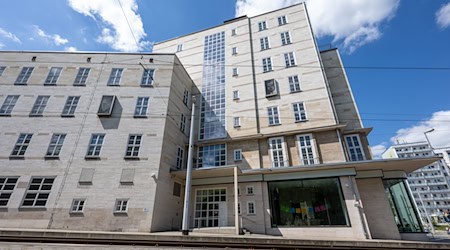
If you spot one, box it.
[371,143,387,159]
[65,46,78,52]
[0,27,21,43]
[67,0,149,52]
[436,3,450,29]
[235,0,399,53]
[34,26,69,46]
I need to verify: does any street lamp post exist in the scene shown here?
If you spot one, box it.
[424,128,435,154]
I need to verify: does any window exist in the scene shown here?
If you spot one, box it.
[278,15,288,25]
[345,134,365,161]
[30,96,50,116]
[260,37,270,50]
[176,44,183,52]
[114,199,128,213]
[231,29,237,36]
[70,199,85,213]
[233,90,240,100]
[134,97,149,117]
[180,113,186,133]
[238,202,241,214]
[258,21,267,31]
[262,57,273,72]
[107,68,123,86]
[74,67,90,85]
[0,66,5,76]
[198,144,226,168]
[21,177,55,207]
[233,117,241,128]
[0,95,19,116]
[246,186,254,195]
[176,147,184,169]
[284,52,296,67]
[247,201,255,215]
[0,177,18,207]
[46,134,66,158]
[269,137,287,167]
[62,96,80,117]
[15,67,34,85]
[293,102,307,122]
[232,67,239,76]
[281,31,291,45]
[267,106,280,125]
[86,134,105,158]
[125,134,142,158]
[232,47,238,55]
[173,182,182,197]
[265,79,278,97]
[183,89,189,105]
[297,134,317,165]
[97,95,116,116]
[194,188,226,227]
[234,149,242,161]
[44,67,62,85]
[141,68,155,86]
[11,133,33,157]
[288,75,301,92]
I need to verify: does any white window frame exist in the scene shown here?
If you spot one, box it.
[21,177,54,207]
[262,57,273,73]
[268,137,288,168]
[234,149,242,161]
[260,37,270,50]
[281,31,291,45]
[180,113,186,133]
[233,90,240,100]
[114,199,128,213]
[345,134,366,161]
[0,95,19,116]
[183,89,189,105]
[15,67,34,85]
[232,47,238,55]
[278,15,288,25]
[284,52,296,68]
[293,102,307,122]
[247,201,256,215]
[0,177,18,207]
[74,67,90,85]
[70,199,85,213]
[232,67,239,76]
[11,133,33,157]
[258,21,267,31]
[176,147,184,169]
[134,97,149,117]
[246,186,254,195]
[44,67,62,85]
[46,133,66,158]
[86,134,105,158]
[288,75,301,93]
[231,28,237,36]
[297,134,318,165]
[267,106,280,125]
[233,117,241,128]
[238,202,241,214]
[125,134,142,158]
[62,96,80,117]
[176,44,183,52]
[107,68,123,86]
[141,68,155,86]
[30,96,50,116]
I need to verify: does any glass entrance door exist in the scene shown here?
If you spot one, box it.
[194,188,227,228]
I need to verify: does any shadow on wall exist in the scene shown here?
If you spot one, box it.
[99,98,123,130]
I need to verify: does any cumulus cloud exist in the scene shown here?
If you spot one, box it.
[67,0,149,52]
[0,27,21,43]
[65,46,78,52]
[235,0,399,53]
[35,26,69,46]
[371,143,387,159]
[436,3,450,29]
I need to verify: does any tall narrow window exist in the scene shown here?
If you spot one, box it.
[62,96,80,117]
[297,134,317,165]
[284,52,296,67]
[281,31,291,45]
[44,67,62,85]
[11,133,32,157]
[234,149,242,161]
[0,66,5,76]
[231,29,237,36]
[260,37,270,50]
[46,134,66,158]
[183,89,189,105]
[288,75,301,93]
[258,21,267,31]
[134,97,149,117]
[21,177,55,207]
[233,117,241,128]
[0,95,19,116]
[267,106,280,125]
[232,67,239,76]
[0,177,18,207]
[345,134,365,161]
[233,90,240,100]
[74,67,90,85]
[86,134,105,158]
[262,57,273,73]
[247,201,256,215]
[141,68,155,86]
[180,113,186,133]
[232,47,238,55]
[125,134,142,158]
[269,137,287,167]
[176,147,184,169]
[293,102,307,122]
[176,44,183,52]
[278,15,288,25]
[30,96,50,116]
[15,67,34,85]
[198,144,226,168]
[107,68,123,86]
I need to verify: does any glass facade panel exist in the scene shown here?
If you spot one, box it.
[198,144,226,168]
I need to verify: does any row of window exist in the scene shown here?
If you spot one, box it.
[0,177,54,208]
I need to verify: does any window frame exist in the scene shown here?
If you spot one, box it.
[21,177,55,208]
[74,67,90,86]
[297,134,318,165]
[247,201,256,215]
[288,75,301,93]
[232,47,238,55]
[246,186,254,195]
[0,95,20,116]
[134,97,149,118]
[70,198,86,214]
[262,57,273,73]
[233,90,240,100]
[44,67,62,85]
[233,116,241,128]
[124,134,142,159]
[176,44,183,52]
[345,134,366,161]
[107,68,123,86]
[281,31,291,45]
[268,137,288,168]
[197,144,227,168]
[10,133,33,158]
[176,147,184,169]
[258,21,267,31]
[260,36,270,50]
[293,102,307,122]
[264,79,278,97]
[234,149,242,161]
[15,67,34,85]
[0,66,6,76]
[278,15,288,26]
[141,68,155,86]
[61,96,80,117]
[45,133,66,158]
[284,52,297,68]
[267,106,281,126]
[29,95,50,117]
[86,134,105,158]
[0,177,19,207]
[180,113,186,133]
[232,67,239,76]
[183,89,189,106]
[114,199,129,214]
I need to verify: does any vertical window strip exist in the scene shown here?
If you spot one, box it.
[180,114,186,133]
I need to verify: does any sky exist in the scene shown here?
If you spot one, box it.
[1,0,449,158]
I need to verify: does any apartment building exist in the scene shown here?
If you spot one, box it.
[382,142,450,223]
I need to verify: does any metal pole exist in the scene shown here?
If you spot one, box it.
[234,166,240,235]
[424,129,435,154]
[182,96,196,235]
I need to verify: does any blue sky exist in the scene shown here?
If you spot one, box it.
[1,0,449,157]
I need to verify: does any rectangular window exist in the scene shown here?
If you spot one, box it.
[281,31,291,45]
[288,75,301,93]
[176,44,183,52]
[297,134,318,165]
[265,79,278,97]
[0,66,5,76]
[345,134,365,161]
[97,95,116,116]
[258,21,267,31]
[233,90,240,100]
[15,67,34,85]
[44,67,62,85]
[0,177,18,207]
[198,144,226,168]
[231,28,237,36]
[141,68,155,86]
[107,68,123,86]
[74,67,90,85]
[194,188,226,227]
[11,133,33,157]
[70,199,85,213]
[262,57,273,73]
[233,117,241,128]
[278,15,288,25]
[183,89,189,105]
[284,52,296,67]
[0,95,19,116]
[238,202,241,214]
[114,199,128,213]
[180,113,186,133]
[125,134,142,158]
[176,147,184,169]
[62,96,80,117]
[173,182,182,197]
[234,149,242,161]
[293,102,307,122]
[21,177,55,207]
[30,96,50,116]
[269,137,287,167]
[247,201,255,215]
[46,134,66,158]
[134,97,149,117]
[232,67,239,76]
[246,186,254,195]
[260,37,270,50]
[267,106,280,126]
[232,47,238,55]
[86,134,105,158]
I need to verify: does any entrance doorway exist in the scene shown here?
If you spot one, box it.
[194,188,227,228]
